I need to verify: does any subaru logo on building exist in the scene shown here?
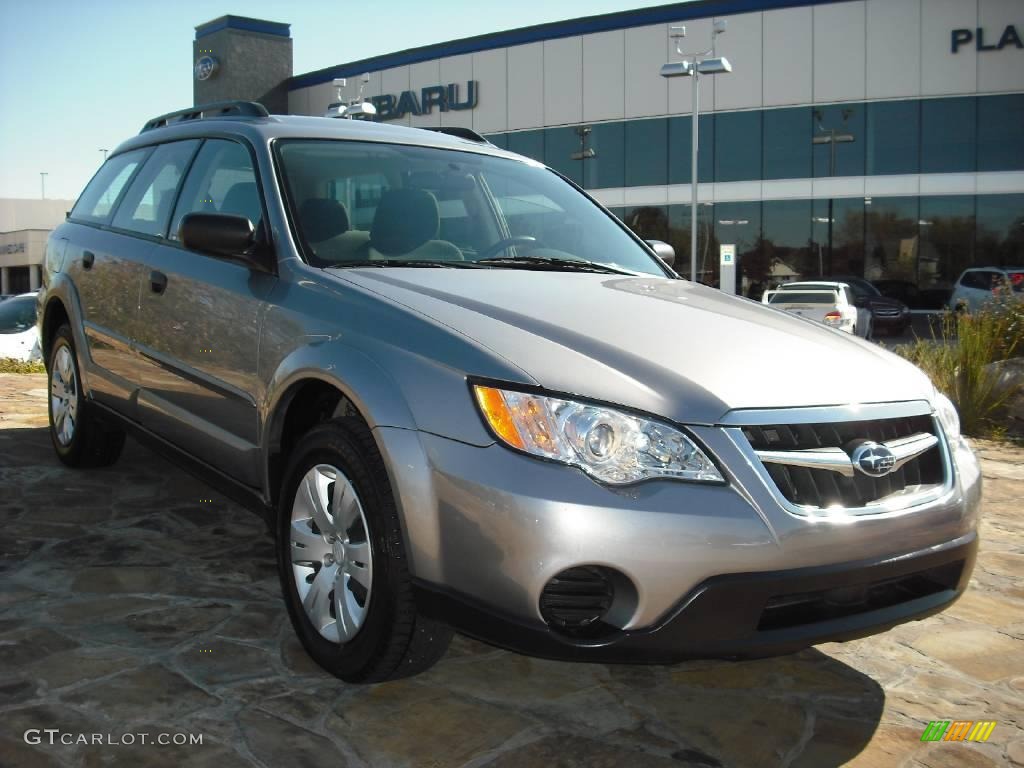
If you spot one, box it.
[851,442,897,477]
[194,55,219,82]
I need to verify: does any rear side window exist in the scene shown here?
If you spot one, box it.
[170,140,262,240]
[961,271,999,290]
[70,149,149,224]
[112,140,200,237]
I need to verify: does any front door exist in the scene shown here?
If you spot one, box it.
[134,139,275,487]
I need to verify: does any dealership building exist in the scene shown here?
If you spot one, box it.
[199,0,1023,298]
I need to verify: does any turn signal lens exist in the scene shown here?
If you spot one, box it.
[472,384,724,485]
[473,386,526,449]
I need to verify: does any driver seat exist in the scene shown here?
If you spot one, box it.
[362,189,463,262]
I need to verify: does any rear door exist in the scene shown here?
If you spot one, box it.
[66,143,203,414]
[134,138,275,486]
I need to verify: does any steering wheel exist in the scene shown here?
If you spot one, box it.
[477,236,540,260]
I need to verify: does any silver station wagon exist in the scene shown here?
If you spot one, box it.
[37,101,981,682]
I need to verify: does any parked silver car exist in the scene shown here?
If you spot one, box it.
[37,102,981,682]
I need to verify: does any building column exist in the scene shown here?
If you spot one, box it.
[29,264,40,291]
[0,266,8,295]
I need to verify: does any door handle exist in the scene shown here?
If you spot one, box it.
[82,251,95,270]
[150,270,168,294]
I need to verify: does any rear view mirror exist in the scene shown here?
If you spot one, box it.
[180,212,257,261]
[646,240,676,267]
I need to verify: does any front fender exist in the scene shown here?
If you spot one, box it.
[262,338,419,438]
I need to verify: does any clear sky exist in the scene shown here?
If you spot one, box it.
[0,0,677,202]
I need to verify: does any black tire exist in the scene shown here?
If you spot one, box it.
[47,325,125,468]
[276,416,452,683]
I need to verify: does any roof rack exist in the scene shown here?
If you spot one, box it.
[424,126,491,145]
[140,101,270,133]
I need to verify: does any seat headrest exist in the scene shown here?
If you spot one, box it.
[220,182,261,225]
[298,198,351,243]
[370,189,440,256]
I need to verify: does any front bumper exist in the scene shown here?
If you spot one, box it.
[373,412,981,660]
[413,533,976,663]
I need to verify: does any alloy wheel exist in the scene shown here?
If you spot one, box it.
[50,345,79,447]
[289,464,373,643]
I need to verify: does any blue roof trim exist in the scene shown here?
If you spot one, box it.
[289,0,839,91]
[196,15,291,40]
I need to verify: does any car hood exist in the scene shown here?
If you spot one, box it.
[330,269,935,424]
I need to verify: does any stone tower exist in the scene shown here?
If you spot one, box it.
[193,16,293,114]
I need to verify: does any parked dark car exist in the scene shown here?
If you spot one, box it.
[815,276,911,336]
[872,279,951,311]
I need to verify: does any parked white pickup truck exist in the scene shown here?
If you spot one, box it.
[762,286,872,338]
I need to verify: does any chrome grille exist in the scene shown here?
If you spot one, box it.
[741,415,944,509]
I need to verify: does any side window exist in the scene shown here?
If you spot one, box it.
[171,140,262,240]
[112,141,200,236]
[70,149,149,224]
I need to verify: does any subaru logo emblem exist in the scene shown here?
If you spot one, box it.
[850,442,897,477]
[194,55,219,82]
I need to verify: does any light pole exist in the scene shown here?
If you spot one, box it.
[99,148,109,162]
[661,20,731,283]
[812,109,854,276]
[40,172,48,200]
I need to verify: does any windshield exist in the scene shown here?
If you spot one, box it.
[0,296,36,334]
[274,139,667,276]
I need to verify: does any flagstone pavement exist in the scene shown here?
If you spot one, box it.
[0,373,1021,767]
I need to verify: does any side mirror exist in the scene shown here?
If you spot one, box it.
[646,239,676,267]
[179,212,258,262]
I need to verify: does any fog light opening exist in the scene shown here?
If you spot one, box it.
[539,565,636,638]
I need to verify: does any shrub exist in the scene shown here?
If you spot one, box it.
[0,358,46,374]
[896,294,1023,437]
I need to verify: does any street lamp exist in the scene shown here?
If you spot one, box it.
[661,20,731,283]
[99,149,109,162]
[812,109,855,276]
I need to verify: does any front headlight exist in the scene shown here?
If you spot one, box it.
[472,384,724,485]
[934,391,961,442]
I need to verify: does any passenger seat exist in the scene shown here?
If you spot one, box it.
[297,198,370,262]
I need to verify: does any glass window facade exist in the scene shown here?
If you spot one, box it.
[585,122,625,189]
[921,97,975,174]
[812,104,865,177]
[763,107,811,181]
[668,114,715,185]
[714,111,762,183]
[611,194,1022,303]
[978,95,1024,172]
[487,94,1024,187]
[544,126,582,186]
[624,118,668,187]
[866,100,919,176]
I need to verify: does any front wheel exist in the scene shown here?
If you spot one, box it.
[276,417,452,682]
[47,325,125,468]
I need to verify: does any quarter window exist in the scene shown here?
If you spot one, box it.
[112,141,200,236]
[70,149,149,224]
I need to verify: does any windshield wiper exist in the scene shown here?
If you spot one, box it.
[329,259,485,269]
[474,255,635,275]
